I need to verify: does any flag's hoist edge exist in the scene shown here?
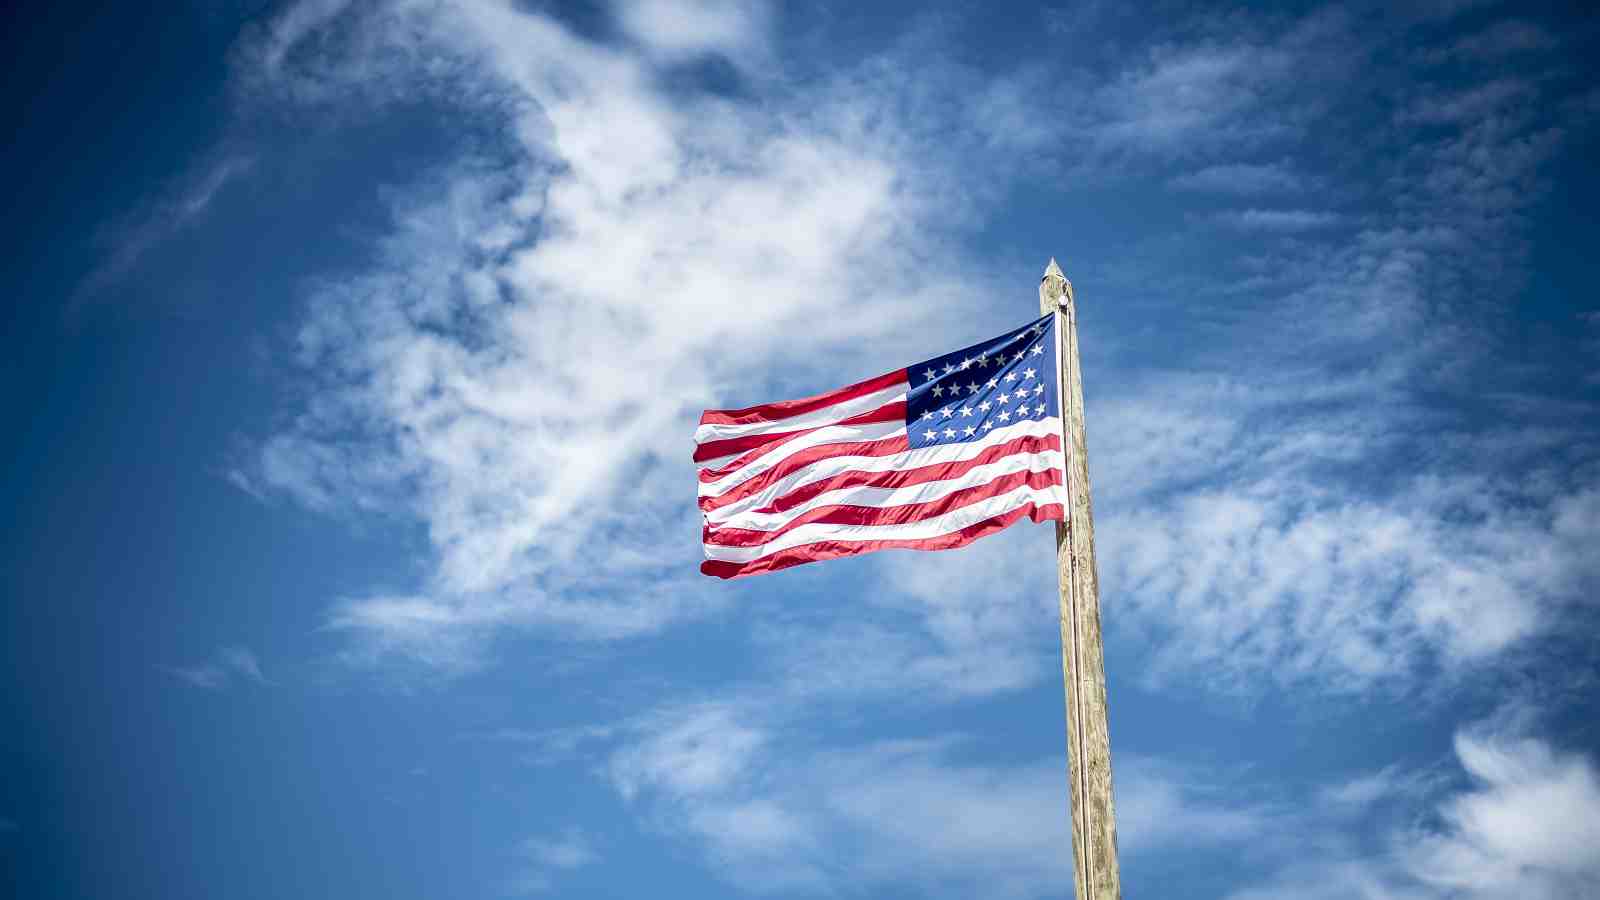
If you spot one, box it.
[694,315,1068,579]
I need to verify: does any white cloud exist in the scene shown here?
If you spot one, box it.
[237,0,357,82]
[1216,208,1346,231]
[1401,78,1536,126]
[609,703,769,802]
[1582,312,1600,386]
[1065,11,1361,166]
[613,0,772,65]
[1402,728,1600,897]
[506,828,599,894]
[1229,714,1600,900]
[1314,765,1436,819]
[591,699,1306,896]
[583,706,1600,899]
[1094,374,1599,691]
[1066,7,1596,693]
[1114,756,1274,851]
[71,151,255,313]
[227,0,1066,668]
[1427,20,1556,63]
[162,645,270,690]
[1091,44,1287,154]
[1171,161,1309,195]
[525,831,597,868]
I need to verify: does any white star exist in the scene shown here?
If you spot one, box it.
[1035,403,1047,415]
[943,363,956,375]
[967,382,980,394]
[997,392,1010,404]
[960,406,973,417]
[1031,345,1044,356]
[1032,324,1045,335]
[960,357,973,370]
[931,384,944,397]
[1013,351,1025,362]
[1033,384,1045,396]
[981,422,994,432]
[1023,368,1036,380]
[963,425,976,436]
[944,427,957,439]
[978,400,992,412]
[924,429,938,441]
[942,407,954,418]
[921,410,934,421]
[1004,372,1018,383]
[923,368,937,381]
[976,353,988,367]
[986,377,999,389]
[998,410,1011,422]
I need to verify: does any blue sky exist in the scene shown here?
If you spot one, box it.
[4,1,1599,897]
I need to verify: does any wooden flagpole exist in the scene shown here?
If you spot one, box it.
[1040,259,1121,900]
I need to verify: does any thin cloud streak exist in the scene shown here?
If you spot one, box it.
[1215,208,1346,231]
[1170,161,1309,195]
[70,151,255,317]
[161,645,270,690]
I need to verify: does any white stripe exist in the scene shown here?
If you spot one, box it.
[702,481,1067,563]
[697,418,905,493]
[700,417,1061,514]
[694,384,907,444]
[706,448,1065,531]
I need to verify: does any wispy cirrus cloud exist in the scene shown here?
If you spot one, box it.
[586,697,1285,897]
[1091,326,1600,693]
[161,645,270,690]
[1170,161,1310,195]
[1399,77,1538,126]
[70,150,255,316]
[1215,208,1346,231]
[1582,311,1600,386]
[1424,19,1556,63]
[504,828,599,895]
[563,692,1600,899]
[1069,6,1599,694]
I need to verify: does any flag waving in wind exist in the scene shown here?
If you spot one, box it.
[696,314,1068,578]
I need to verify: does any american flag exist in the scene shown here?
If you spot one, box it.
[696,314,1068,578]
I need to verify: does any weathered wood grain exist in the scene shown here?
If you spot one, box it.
[1040,259,1121,900]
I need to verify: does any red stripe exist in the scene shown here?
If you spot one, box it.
[699,502,1065,579]
[749,433,1061,516]
[699,434,911,508]
[699,369,907,427]
[704,468,1063,548]
[692,400,906,464]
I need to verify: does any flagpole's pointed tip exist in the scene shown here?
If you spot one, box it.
[1039,257,1072,315]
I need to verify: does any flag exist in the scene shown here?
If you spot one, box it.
[696,314,1067,578]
